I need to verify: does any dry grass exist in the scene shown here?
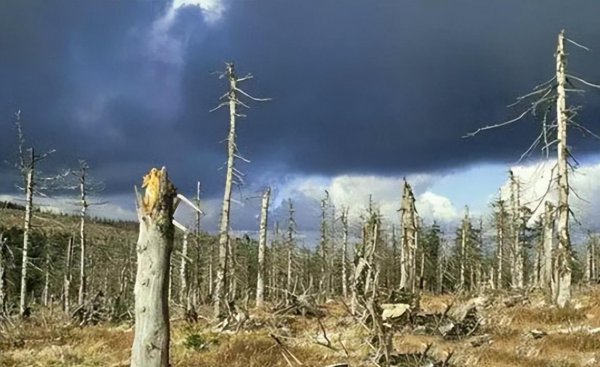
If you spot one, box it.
[4,288,600,366]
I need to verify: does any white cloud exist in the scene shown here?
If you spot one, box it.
[416,191,461,224]
[503,159,600,231]
[173,0,226,24]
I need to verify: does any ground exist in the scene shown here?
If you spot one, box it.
[1,287,600,367]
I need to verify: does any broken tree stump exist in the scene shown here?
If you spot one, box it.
[131,167,177,367]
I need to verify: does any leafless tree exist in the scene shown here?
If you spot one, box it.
[13,111,55,317]
[210,63,270,318]
[255,187,270,308]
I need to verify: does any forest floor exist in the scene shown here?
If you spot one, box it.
[1,286,600,367]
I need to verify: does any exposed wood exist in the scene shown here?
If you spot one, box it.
[131,167,177,367]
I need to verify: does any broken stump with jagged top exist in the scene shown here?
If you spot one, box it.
[131,167,177,367]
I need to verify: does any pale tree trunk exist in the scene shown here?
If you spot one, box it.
[399,181,417,292]
[496,200,506,289]
[214,63,237,318]
[78,162,88,306]
[554,30,572,308]
[459,207,467,291]
[19,151,34,317]
[180,232,189,308]
[509,170,524,289]
[64,236,73,314]
[341,207,349,299]
[286,199,294,303]
[42,249,50,306]
[131,167,176,367]
[194,181,202,305]
[0,234,7,314]
[255,187,270,308]
[318,193,328,298]
[542,202,555,290]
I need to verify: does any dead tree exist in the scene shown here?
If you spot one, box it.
[399,180,418,292]
[255,187,271,308]
[493,198,508,289]
[286,199,296,304]
[466,30,600,307]
[210,63,269,318]
[131,167,177,367]
[459,206,469,291]
[509,170,524,289]
[541,202,555,290]
[341,207,350,299]
[318,191,330,298]
[63,236,74,314]
[0,234,8,315]
[14,111,55,317]
[585,233,598,283]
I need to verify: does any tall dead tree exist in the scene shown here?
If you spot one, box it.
[286,199,296,303]
[493,198,508,289]
[341,207,350,299]
[585,233,598,283]
[14,112,55,317]
[255,187,270,308]
[210,63,269,318]
[509,170,524,289]
[466,30,600,307]
[0,234,8,315]
[399,179,417,292]
[459,206,469,291]
[76,161,89,305]
[541,201,555,290]
[63,236,74,314]
[318,191,329,298]
[131,167,177,367]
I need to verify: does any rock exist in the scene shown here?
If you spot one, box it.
[470,334,492,347]
[381,303,411,321]
[529,329,547,339]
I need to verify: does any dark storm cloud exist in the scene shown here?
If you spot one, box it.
[1,0,600,204]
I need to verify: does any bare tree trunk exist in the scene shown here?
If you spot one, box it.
[43,249,50,306]
[555,30,572,308]
[509,170,524,289]
[496,200,506,289]
[318,193,328,298]
[255,187,270,308]
[77,161,89,306]
[542,202,554,290]
[180,232,189,308]
[64,237,73,314]
[195,181,202,306]
[214,63,237,318]
[19,151,34,317]
[459,207,468,291]
[341,207,349,299]
[286,199,294,303]
[400,181,417,292]
[0,234,7,314]
[131,167,176,367]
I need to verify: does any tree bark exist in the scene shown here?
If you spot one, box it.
[78,162,88,306]
[255,187,270,308]
[131,167,177,367]
[509,170,524,289]
[214,63,238,318]
[19,149,34,318]
[341,208,349,299]
[555,30,572,308]
[64,236,73,314]
[542,202,554,290]
[0,234,7,314]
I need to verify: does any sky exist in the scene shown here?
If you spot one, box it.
[1,0,600,241]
